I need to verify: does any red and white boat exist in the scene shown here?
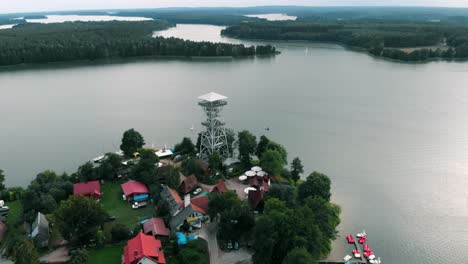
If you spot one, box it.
[352,249,361,258]
[363,244,371,252]
[358,236,367,244]
[346,235,355,244]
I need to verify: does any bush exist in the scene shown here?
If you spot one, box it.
[111,223,131,243]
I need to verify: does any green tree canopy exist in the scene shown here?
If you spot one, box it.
[0,169,5,191]
[174,137,196,156]
[265,141,288,165]
[298,172,332,203]
[290,157,304,184]
[208,151,223,173]
[120,128,145,157]
[208,191,241,219]
[256,135,270,157]
[54,196,109,246]
[238,130,257,167]
[132,149,159,186]
[282,247,316,264]
[5,237,40,264]
[260,149,284,176]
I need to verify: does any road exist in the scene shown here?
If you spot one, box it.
[199,222,252,264]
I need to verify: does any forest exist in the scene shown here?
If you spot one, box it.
[222,20,468,62]
[0,20,277,66]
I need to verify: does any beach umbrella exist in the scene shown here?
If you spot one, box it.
[256,171,267,177]
[245,170,256,177]
[251,166,262,172]
[238,175,247,181]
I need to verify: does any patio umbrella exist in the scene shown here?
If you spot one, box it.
[245,170,256,177]
[256,171,267,177]
[244,187,257,194]
[238,175,247,181]
[251,166,262,172]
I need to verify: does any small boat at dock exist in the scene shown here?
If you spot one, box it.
[352,249,361,258]
[358,236,367,244]
[346,235,355,243]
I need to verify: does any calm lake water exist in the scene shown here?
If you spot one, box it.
[1,24,468,263]
[245,13,297,21]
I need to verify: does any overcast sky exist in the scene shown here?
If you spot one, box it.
[1,0,468,14]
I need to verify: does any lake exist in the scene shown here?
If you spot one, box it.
[1,24,468,263]
[245,13,297,21]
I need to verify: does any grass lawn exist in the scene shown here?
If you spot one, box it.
[5,200,23,226]
[100,182,155,228]
[87,244,124,264]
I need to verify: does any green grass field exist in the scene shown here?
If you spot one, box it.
[87,244,124,264]
[100,182,155,228]
[5,200,23,226]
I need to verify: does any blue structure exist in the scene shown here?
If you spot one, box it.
[133,194,149,201]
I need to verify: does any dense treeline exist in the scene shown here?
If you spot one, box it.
[222,20,468,62]
[0,20,276,66]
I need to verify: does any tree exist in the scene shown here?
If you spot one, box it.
[97,153,122,180]
[6,238,40,264]
[265,141,288,165]
[282,248,316,264]
[260,150,284,176]
[54,196,108,246]
[161,165,181,190]
[174,137,196,156]
[256,135,270,157]
[208,151,223,173]
[298,172,331,203]
[77,162,98,182]
[0,169,5,191]
[208,191,240,219]
[237,130,257,167]
[110,223,131,243]
[132,149,159,186]
[290,157,304,184]
[226,128,236,156]
[218,202,255,242]
[265,184,296,208]
[120,128,145,157]
[69,249,89,264]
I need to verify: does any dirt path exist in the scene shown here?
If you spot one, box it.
[39,247,70,263]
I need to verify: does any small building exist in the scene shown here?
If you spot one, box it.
[160,185,183,216]
[179,175,199,194]
[143,218,170,240]
[248,190,264,212]
[73,180,102,199]
[211,180,228,194]
[121,181,149,202]
[31,212,50,248]
[169,195,209,231]
[123,232,166,264]
[155,148,173,159]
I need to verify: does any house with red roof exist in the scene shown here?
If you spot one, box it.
[121,180,149,201]
[73,180,101,199]
[160,185,209,230]
[179,175,199,194]
[143,218,170,240]
[123,232,165,264]
[211,180,228,194]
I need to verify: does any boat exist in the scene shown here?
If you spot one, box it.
[190,125,194,131]
[343,255,352,261]
[363,250,374,258]
[358,236,367,244]
[346,235,355,244]
[363,244,371,252]
[368,254,376,260]
[352,249,361,258]
[357,230,366,238]
[92,155,105,163]
[370,257,382,264]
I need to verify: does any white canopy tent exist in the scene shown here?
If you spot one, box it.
[238,175,248,181]
[251,166,262,172]
[245,171,256,177]
[244,187,257,194]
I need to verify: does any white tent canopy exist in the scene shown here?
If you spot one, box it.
[238,175,247,181]
[244,187,257,194]
[245,171,256,177]
[256,171,268,177]
[251,166,262,172]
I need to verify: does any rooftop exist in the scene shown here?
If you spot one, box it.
[198,92,228,102]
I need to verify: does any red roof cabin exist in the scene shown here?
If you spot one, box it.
[190,195,209,215]
[179,175,199,194]
[73,180,101,199]
[121,181,149,201]
[143,218,170,239]
[211,180,228,194]
[123,232,166,264]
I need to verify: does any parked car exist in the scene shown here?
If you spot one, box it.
[227,241,233,250]
[193,187,202,195]
[132,201,148,209]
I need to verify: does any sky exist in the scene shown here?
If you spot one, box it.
[1,0,468,14]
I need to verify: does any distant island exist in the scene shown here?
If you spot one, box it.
[222,20,468,62]
[0,20,277,67]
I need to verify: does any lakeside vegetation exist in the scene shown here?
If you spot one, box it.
[0,128,340,264]
[222,20,468,62]
[0,20,277,67]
